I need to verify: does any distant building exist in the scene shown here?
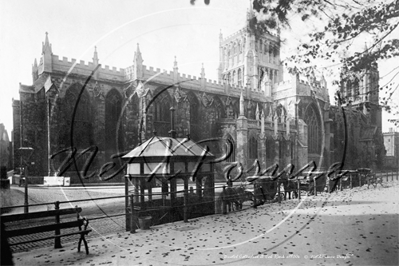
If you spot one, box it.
[383,128,399,169]
[0,123,12,170]
[12,1,384,183]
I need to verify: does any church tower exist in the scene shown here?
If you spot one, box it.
[340,45,382,130]
[218,0,283,97]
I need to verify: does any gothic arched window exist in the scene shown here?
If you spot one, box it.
[304,105,321,154]
[353,78,360,97]
[105,89,123,157]
[269,44,273,63]
[275,105,286,123]
[214,96,225,119]
[126,93,140,149]
[237,68,242,87]
[154,93,171,123]
[63,83,92,150]
[188,93,200,141]
[248,102,257,120]
[249,136,258,159]
[225,134,236,163]
[189,95,199,124]
[266,136,275,161]
[346,81,352,97]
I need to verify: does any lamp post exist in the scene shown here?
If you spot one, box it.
[19,147,34,213]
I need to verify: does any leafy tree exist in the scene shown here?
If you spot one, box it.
[192,0,399,126]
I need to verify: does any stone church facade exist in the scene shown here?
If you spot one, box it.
[13,7,384,183]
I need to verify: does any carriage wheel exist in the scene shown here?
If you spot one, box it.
[231,201,240,211]
[279,192,285,201]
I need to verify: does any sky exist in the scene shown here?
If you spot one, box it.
[0,0,398,136]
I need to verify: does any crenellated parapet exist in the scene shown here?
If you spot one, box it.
[274,74,329,102]
[51,55,125,81]
[222,28,247,44]
[125,62,270,103]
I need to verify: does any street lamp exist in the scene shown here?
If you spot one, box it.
[18,147,34,213]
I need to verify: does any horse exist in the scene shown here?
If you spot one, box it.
[220,183,254,212]
[279,175,299,200]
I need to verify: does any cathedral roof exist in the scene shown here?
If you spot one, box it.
[33,75,48,93]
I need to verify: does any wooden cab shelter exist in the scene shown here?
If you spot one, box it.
[122,135,215,228]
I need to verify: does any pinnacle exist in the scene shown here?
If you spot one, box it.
[42,31,52,54]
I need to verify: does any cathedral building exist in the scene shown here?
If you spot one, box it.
[12,5,384,183]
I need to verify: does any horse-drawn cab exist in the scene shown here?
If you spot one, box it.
[246,176,283,205]
[220,180,255,212]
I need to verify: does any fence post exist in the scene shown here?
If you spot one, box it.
[54,201,62,249]
[183,177,188,223]
[222,186,227,214]
[130,195,136,233]
[125,175,130,232]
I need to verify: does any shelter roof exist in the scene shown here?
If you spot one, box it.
[122,136,214,160]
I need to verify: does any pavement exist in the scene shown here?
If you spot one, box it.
[10,180,399,266]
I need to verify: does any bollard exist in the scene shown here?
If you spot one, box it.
[392,170,394,182]
[222,186,227,214]
[130,195,136,233]
[386,170,389,182]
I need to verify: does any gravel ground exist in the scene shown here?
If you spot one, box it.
[10,179,399,265]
